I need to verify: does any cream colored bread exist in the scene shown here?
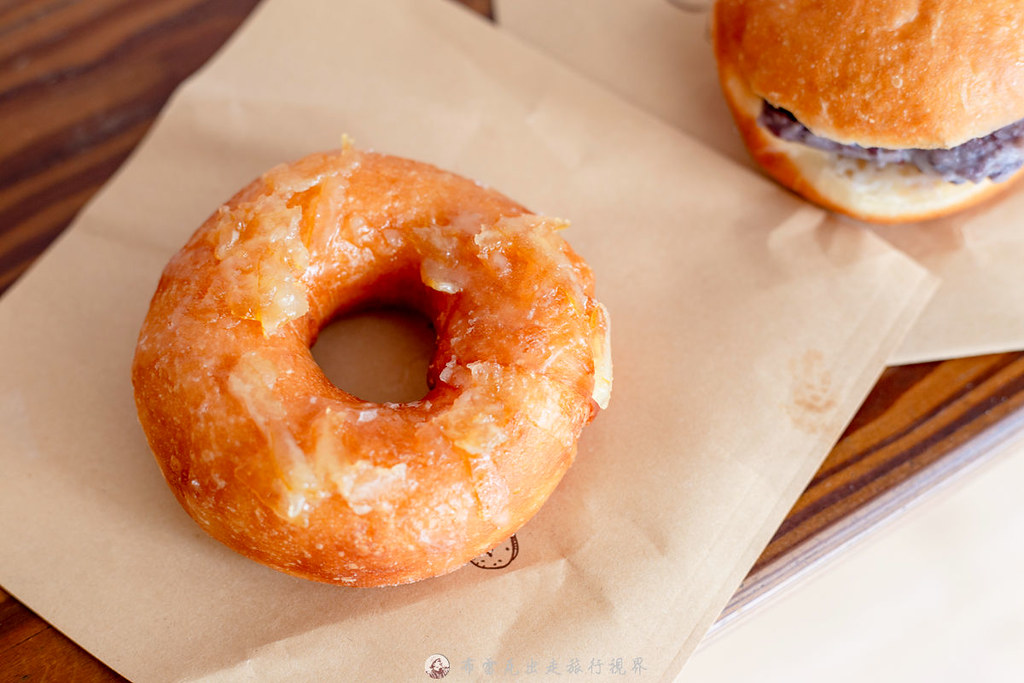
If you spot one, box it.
[712,0,1024,223]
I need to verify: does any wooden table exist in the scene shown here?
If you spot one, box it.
[3,0,1024,679]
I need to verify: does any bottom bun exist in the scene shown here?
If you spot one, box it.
[717,69,1023,223]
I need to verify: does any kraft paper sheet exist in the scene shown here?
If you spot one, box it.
[497,0,1024,365]
[0,0,934,680]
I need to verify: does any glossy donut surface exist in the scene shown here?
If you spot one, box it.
[131,148,611,586]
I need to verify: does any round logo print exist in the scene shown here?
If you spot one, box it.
[471,534,519,569]
[424,653,451,679]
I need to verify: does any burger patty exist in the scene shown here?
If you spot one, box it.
[759,102,1024,184]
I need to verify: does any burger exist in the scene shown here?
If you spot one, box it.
[711,0,1024,222]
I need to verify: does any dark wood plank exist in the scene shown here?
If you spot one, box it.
[0,0,263,297]
[451,0,494,20]
[0,588,127,682]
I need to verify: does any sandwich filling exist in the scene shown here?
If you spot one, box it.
[759,102,1024,185]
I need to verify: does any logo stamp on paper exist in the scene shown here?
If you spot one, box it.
[787,349,837,433]
[471,534,519,569]
[425,653,451,679]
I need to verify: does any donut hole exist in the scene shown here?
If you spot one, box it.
[311,307,436,403]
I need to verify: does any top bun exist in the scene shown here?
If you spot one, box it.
[714,0,1024,149]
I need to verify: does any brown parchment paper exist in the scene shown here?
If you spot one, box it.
[0,0,934,681]
[497,0,1024,365]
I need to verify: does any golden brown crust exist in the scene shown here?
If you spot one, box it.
[714,0,1024,149]
[131,149,612,586]
[711,0,1024,222]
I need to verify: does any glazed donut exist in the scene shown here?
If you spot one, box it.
[131,146,612,586]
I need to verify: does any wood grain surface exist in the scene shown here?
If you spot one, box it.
[2,0,1022,680]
